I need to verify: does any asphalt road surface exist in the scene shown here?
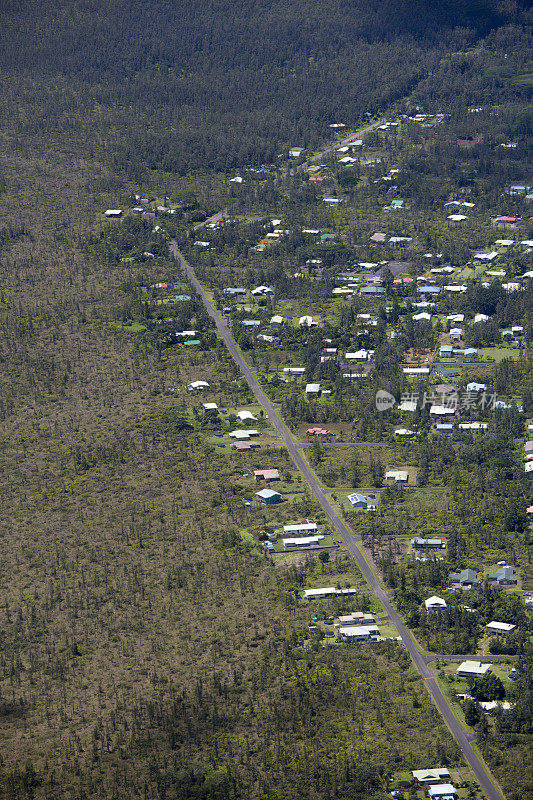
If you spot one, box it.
[170,241,504,800]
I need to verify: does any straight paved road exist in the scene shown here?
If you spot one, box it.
[170,241,504,800]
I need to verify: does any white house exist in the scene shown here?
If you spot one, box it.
[283,537,321,550]
[345,349,368,361]
[283,522,318,536]
[386,469,408,483]
[252,285,274,296]
[283,367,305,374]
[303,587,336,600]
[237,410,257,421]
[456,660,492,678]
[104,209,123,217]
[425,596,447,612]
[339,625,379,641]
[412,769,451,785]
[428,784,457,800]
[299,315,314,327]
[188,380,210,390]
[486,621,516,636]
[203,403,218,411]
[305,383,320,396]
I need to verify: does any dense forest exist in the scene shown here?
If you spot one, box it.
[0,0,531,174]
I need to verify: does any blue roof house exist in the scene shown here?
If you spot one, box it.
[440,345,454,358]
[255,489,283,505]
[348,493,368,508]
[417,285,441,295]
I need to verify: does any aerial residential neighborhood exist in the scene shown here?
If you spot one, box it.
[2,3,532,800]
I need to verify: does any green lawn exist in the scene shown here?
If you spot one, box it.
[477,346,522,362]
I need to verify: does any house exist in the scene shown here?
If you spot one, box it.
[323,197,343,204]
[430,404,456,417]
[389,236,412,244]
[413,312,432,321]
[339,625,379,641]
[479,700,515,712]
[418,285,441,295]
[231,441,257,451]
[447,214,468,223]
[449,328,463,342]
[175,330,197,338]
[223,287,246,296]
[283,522,317,536]
[395,428,415,437]
[255,488,282,505]
[425,596,447,612]
[289,147,304,157]
[237,410,258,421]
[467,382,486,392]
[188,380,210,390]
[428,784,457,800]
[347,493,368,508]
[241,320,260,328]
[229,430,251,440]
[299,315,315,327]
[270,315,283,325]
[412,769,451,785]
[251,285,274,296]
[203,403,218,411]
[253,469,280,482]
[487,566,517,585]
[448,568,480,588]
[283,367,306,375]
[412,538,445,551]
[305,383,320,396]
[339,612,375,625]
[345,349,368,362]
[283,537,321,549]
[369,232,386,243]
[303,587,336,600]
[486,621,516,636]
[474,313,489,323]
[385,470,408,483]
[229,176,243,183]
[494,216,517,226]
[104,209,123,217]
[464,348,478,359]
[456,661,491,678]
[399,400,418,412]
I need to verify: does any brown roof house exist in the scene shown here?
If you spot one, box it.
[254,469,280,482]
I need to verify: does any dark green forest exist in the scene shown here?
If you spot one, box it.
[1,0,531,174]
